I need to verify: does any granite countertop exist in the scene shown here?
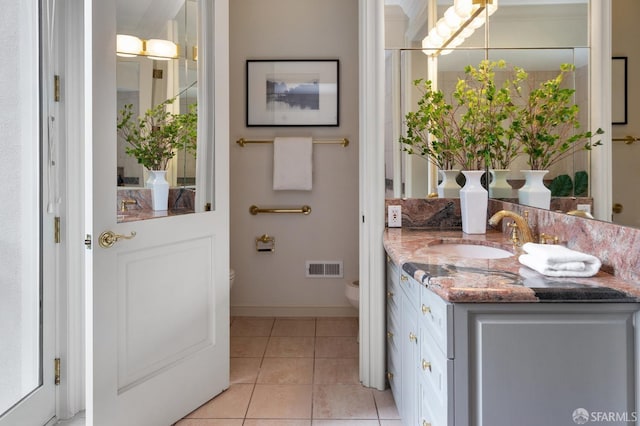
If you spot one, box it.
[383,228,640,303]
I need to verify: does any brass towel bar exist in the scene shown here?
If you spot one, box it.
[237,137,349,147]
[249,205,312,215]
[613,136,639,145]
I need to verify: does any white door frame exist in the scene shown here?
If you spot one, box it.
[589,0,613,222]
[358,0,386,391]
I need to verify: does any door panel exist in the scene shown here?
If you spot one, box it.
[117,236,215,392]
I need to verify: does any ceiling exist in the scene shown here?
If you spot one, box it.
[116,0,184,39]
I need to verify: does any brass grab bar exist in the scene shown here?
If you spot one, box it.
[237,137,349,147]
[613,136,639,145]
[249,205,312,215]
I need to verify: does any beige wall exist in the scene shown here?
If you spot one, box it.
[229,0,359,314]
[612,0,640,228]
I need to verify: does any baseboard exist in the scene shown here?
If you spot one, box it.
[230,305,358,317]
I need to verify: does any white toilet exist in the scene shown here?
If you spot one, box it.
[345,280,359,311]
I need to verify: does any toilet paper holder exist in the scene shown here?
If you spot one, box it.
[256,234,275,252]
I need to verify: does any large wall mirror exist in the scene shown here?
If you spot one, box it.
[384,0,601,216]
[116,0,199,218]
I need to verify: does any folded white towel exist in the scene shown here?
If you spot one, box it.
[518,242,601,277]
[273,137,313,190]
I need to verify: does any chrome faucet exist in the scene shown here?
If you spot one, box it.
[488,210,535,245]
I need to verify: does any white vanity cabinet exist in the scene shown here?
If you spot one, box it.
[385,261,640,426]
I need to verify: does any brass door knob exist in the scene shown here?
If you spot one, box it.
[98,230,136,248]
[422,359,432,371]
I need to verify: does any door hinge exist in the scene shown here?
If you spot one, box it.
[54,217,61,243]
[54,75,60,102]
[204,202,211,211]
[84,234,92,249]
[54,358,61,385]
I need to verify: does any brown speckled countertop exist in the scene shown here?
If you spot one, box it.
[383,228,640,303]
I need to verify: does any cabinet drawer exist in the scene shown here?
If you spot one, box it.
[401,272,421,311]
[386,257,400,290]
[419,328,450,423]
[386,284,400,315]
[419,285,451,356]
[386,307,401,355]
[387,345,401,406]
[420,373,450,426]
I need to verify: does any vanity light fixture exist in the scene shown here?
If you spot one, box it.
[116,34,179,60]
[116,34,144,57]
[422,0,498,57]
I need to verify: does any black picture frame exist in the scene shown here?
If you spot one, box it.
[246,59,339,127]
[612,56,627,125]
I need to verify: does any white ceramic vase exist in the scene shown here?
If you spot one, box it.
[437,169,461,198]
[488,169,514,199]
[460,170,488,234]
[146,170,169,211]
[518,170,551,209]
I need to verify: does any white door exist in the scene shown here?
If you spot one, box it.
[87,1,230,425]
[0,0,56,424]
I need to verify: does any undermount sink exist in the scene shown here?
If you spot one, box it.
[428,242,514,259]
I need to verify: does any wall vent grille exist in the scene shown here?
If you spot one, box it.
[306,261,343,278]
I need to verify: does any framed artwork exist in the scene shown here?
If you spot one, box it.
[246,59,339,127]
[612,57,627,125]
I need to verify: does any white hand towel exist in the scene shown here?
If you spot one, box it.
[273,137,313,190]
[518,242,601,277]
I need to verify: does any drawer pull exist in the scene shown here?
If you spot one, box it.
[423,421,432,426]
[421,304,431,314]
[400,275,408,282]
[387,331,394,339]
[387,372,394,380]
[409,332,417,343]
[387,291,394,298]
[422,359,432,371]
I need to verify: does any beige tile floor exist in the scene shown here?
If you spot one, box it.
[176,317,401,426]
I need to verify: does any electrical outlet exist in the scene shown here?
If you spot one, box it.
[577,204,591,213]
[388,205,402,228]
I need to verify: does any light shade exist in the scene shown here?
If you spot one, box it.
[116,34,179,60]
[145,39,179,60]
[116,34,143,57]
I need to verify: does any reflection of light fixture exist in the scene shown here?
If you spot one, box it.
[116,34,143,57]
[422,0,498,57]
[116,34,179,60]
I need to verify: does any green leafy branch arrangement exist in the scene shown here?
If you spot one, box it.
[400,60,604,172]
[509,63,604,170]
[117,98,197,171]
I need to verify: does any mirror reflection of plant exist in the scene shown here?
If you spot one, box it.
[117,98,197,171]
[400,60,525,171]
[510,63,604,170]
[455,60,525,170]
[399,79,460,170]
[172,102,198,158]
